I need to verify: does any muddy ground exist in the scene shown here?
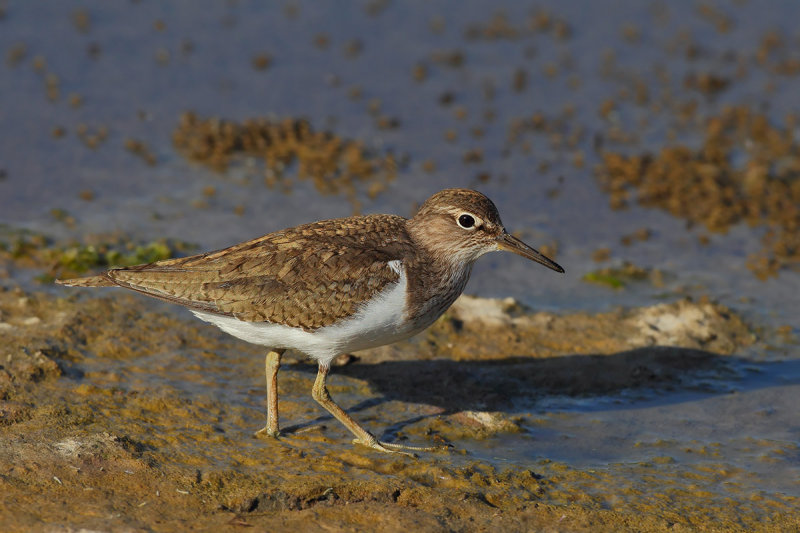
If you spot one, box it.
[1,284,795,532]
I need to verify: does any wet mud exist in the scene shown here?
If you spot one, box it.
[1,285,793,532]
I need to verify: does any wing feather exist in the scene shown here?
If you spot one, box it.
[98,215,413,330]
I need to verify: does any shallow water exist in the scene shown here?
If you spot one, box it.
[1,0,799,527]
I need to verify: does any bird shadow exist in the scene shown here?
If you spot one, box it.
[284,346,800,439]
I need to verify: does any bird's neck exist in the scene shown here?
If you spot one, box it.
[402,250,474,332]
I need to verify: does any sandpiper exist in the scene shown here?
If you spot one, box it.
[58,188,563,455]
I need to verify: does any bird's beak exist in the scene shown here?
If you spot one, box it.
[497,233,565,273]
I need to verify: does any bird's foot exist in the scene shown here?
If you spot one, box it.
[382,440,451,452]
[353,438,416,457]
[353,438,450,457]
[254,426,280,439]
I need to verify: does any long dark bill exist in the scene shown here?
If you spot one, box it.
[497,233,565,273]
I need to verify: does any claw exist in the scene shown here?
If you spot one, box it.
[352,438,417,458]
[352,438,451,456]
[379,440,449,453]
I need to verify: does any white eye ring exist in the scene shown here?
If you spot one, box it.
[457,213,477,229]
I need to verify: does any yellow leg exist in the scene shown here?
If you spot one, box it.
[311,363,440,456]
[255,349,284,438]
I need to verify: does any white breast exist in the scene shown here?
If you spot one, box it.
[191,260,417,367]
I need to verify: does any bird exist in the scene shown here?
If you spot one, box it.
[57,188,564,455]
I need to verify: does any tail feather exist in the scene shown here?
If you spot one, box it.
[56,274,116,287]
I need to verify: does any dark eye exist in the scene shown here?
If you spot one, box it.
[457,214,475,229]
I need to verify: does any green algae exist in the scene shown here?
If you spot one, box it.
[581,262,665,290]
[0,227,193,282]
[582,270,627,289]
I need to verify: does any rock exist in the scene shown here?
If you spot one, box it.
[452,410,521,434]
[625,299,753,353]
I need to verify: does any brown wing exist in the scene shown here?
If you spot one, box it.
[101,214,414,330]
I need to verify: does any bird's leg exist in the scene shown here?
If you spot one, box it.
[255,348,285,438]
[311,363,440,456]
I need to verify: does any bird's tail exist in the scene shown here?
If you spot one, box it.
[55,274,115,287]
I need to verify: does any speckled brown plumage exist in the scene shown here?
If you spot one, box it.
[67,215,418,331]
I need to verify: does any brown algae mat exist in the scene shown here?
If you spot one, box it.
[597,106,800,280]
[1,284,796,532]
[172,112,397,212]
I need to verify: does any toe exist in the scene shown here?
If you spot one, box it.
[254,427,280,439]
[352,438,417,457]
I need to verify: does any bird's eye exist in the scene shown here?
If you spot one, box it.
[457,214,476,229]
